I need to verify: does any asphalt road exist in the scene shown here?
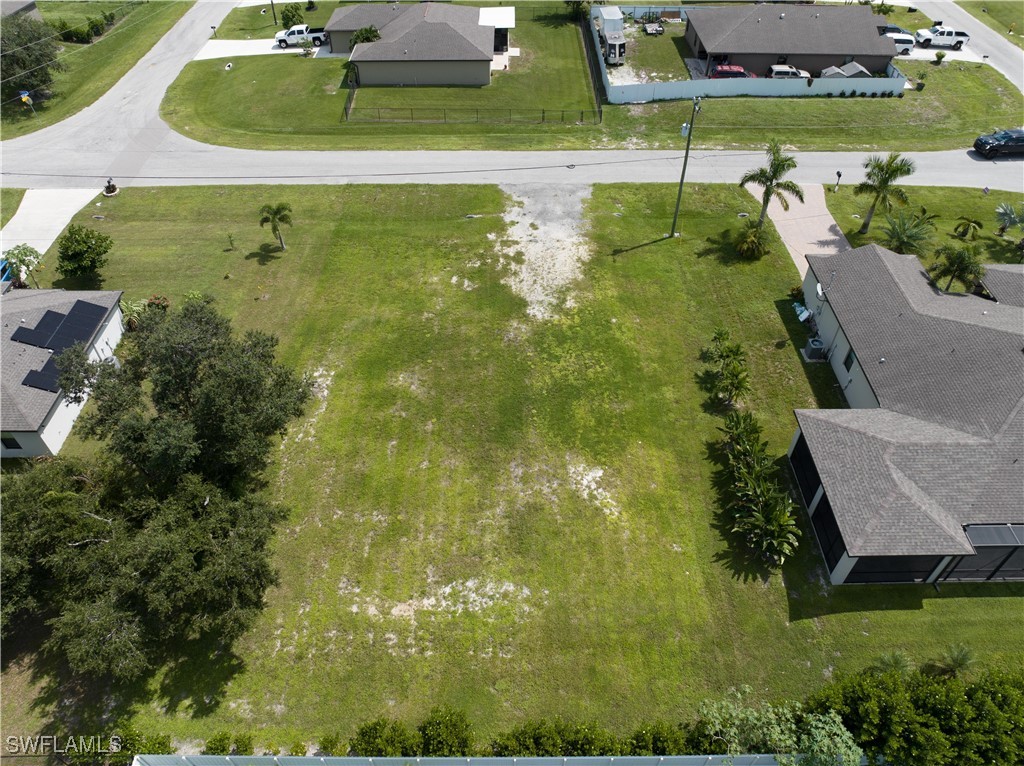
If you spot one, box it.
[1,0,1022,192]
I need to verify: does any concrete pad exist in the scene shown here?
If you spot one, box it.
[194,39,346,61]
[899,46,986,64]
[753,184,850,279]
[1,189,100,255]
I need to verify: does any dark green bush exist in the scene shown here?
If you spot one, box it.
[418,707,473,756]
[203,733,232,756]
[317,734,342,756]
[349,717,419,757]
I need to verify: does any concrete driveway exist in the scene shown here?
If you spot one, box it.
[194,39,346,61]
[755,184,851,279]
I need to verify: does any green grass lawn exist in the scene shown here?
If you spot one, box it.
[1,188,26,228]
[0,1,190,139]
[39,0,134,30]
[825,186,1024,273]
[215,1,342,39]
[626,23,691,82]
[3,183,1021,747]
[958,1,1024,49]
[162,51,1022,150]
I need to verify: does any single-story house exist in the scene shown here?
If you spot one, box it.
[1,287,123,458]
[326,2,515,86]
[788,245,1024,585]
[684,4,897,77]
[820,61,871,79]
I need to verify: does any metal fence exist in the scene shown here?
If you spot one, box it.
[343,106,601,124]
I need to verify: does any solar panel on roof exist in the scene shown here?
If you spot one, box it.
[22,368,60,393]
[67,300,107,322]
[10,327,50,347]
[10,299,109,352]
[35,310,64,334]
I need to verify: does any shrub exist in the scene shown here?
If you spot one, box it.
[203,733,232,756]
[317,734,342,756]
[103,11,116,25]
[281,3,303,28]
[233,733,254,755]
[288,741,307,756]
[626,720,689,755]
[87,16,105,36]
[349,717,419,757]
[418,707,473,756]
[146,294,170,312]
[56,224,112,278]
[935,50,946,64]
[734,218,771,260]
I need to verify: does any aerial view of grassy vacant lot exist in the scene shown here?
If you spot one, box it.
[0,1,190,139]
[3,184,1021,746]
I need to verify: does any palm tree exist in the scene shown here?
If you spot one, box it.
[995,202,1023,237]
[930,244,986,292]
[259,202,293,250]
[934,643,975,678]
[870,651,914,676]
[853,152,916,234]
[953,216,983,241]
[880,211,933,255]
[739,140,805,228]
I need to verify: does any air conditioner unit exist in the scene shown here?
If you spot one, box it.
[803,336,826,361]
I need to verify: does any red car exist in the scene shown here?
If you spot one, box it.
[710,65,756,79]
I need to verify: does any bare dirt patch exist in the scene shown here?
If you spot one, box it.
[497,184,592,320]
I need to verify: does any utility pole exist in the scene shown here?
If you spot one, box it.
[270,0,278,26]
[670,96,701,238]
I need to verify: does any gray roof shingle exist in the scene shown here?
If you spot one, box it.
[324,3,407,35]
[1,289,120,432]
[347,3,493,62]
[686,5,897,58]
[799,245,1024,558]
[981,263,1024,308]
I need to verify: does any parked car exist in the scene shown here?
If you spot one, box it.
[766,64,811,79]
[275,24,329,48]
[915,26,969,49]
[880,23,912,36]
[973,128,1024,159]
[710,65,756,79]
[885,33,916,55]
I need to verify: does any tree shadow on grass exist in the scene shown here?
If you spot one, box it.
[246,242,283,265]
[695,228,747,265]
[52,273,104,291]
[9,614,246,737]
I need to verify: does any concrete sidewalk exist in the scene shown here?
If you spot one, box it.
[755,183,850,278]
[1,189,100,256]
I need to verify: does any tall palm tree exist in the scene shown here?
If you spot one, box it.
[853,152,915,234]
[880,211,933,255]
[739,140,805,228]
[259,202,293,250]
[930,244,986,292]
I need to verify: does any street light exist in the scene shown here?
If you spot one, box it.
[670,96,701,238]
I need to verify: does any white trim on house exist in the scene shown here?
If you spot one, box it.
[830,552,858,585]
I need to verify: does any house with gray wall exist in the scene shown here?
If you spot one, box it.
[1,288,123,458]
[788,246,1024,585]
[327,3,514,86]
[684,4,897,77]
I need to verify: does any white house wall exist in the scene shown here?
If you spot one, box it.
[802,272,879,410]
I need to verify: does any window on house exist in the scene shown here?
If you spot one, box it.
[843,349,857,373]
[1,433,22,450]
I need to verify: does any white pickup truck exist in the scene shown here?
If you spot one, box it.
[275,24,329,48]
[914,25,970,50]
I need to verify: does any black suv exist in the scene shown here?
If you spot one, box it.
[973,129,1024,159]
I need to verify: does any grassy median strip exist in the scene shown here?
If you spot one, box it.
[3,183,1019,744]
[957,1,1024,50]
[1,1,191,139]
